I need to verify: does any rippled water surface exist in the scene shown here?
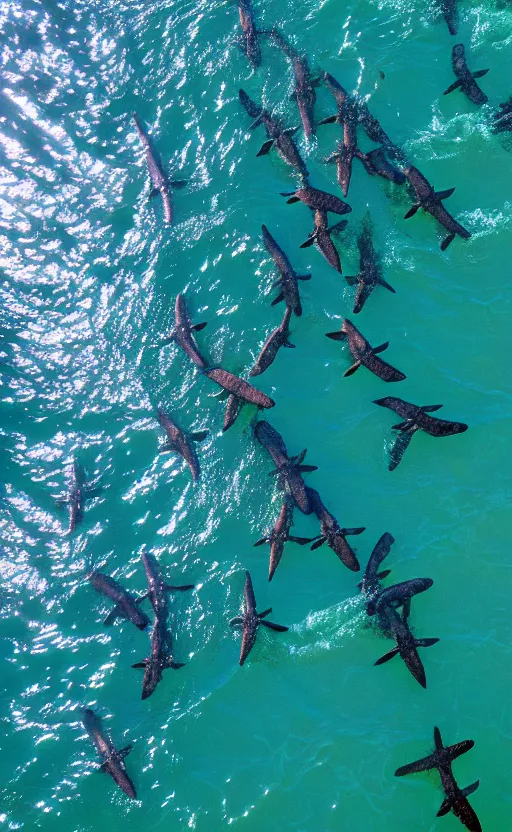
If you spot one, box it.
[1,0,512,829]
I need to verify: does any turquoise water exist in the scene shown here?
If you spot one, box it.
[1,0,512,829]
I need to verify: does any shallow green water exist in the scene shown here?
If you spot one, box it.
[1,0,512,829]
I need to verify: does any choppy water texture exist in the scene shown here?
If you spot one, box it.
[1,0,512,829]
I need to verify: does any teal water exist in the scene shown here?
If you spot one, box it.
[1,0,512,829]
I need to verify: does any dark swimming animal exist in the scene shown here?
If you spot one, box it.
[60,459,98,533]
[239,89,309,178]
[132,113,186,225]
[157,408,208,482]
[320,72,403,162]
[367,577,434,617]
[355,105,403,162]
[306,487,364,572]
[374,396,468,471]
[262,224,311,317]
[82,709,137,800]
[229,570,288,665]
[254,495,316,581]
[254,420,317,514]
[222,311,291,427]
[159,293,207,368]
[270,29,318,139]
[88,570,150,631]
[327,138,356,197]
[344,213,395,313]
[140,550,195,622]
[132,618,185,700]
[359,535,437,686]
[316,73,365,189]
[300,210,346,273]
[403,165,471,251]
[355,147,406,185]
[237,0,262,68]
[320,70,370,178]
[280,184,351,216]
[318,71,356,136]
[132,552,194,699]
[359,532,394,600]
[444,44,489,105]
[374,598,439,688]
[360,536,433,614]
[491,96,512,133]
[219,365,277,430]
[326,318,406,382]
[66,460,86,532]
[250,306,295,377]
[435,0,459,35]
[150,291,271,416]
[223,393,243,432]
[395,727,481,831]
[205,366,275,409]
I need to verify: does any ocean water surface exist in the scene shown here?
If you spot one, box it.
[1,0,512,829]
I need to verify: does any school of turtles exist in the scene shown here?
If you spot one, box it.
[63,1,512,828]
